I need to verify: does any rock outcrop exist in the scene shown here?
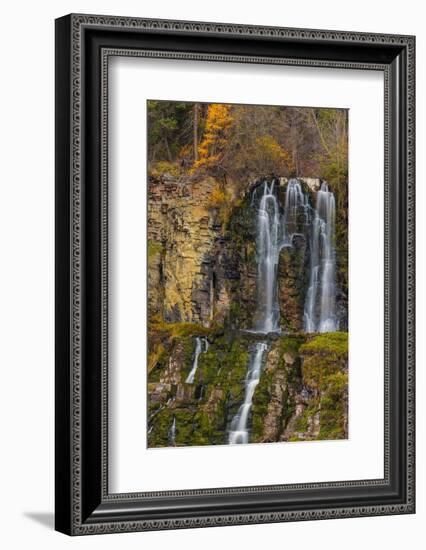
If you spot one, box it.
[148,330,348,447]
[148,176,217,325]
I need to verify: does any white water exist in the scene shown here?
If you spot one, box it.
[186,337,208,383]
[256,181,281,333]
[228,181,277,444]
[228,178,338,445]
[304,182,338,332]
[168,417,176,446]
[283,178,310,245]
[228,342,268,444]
[255,178,314,333]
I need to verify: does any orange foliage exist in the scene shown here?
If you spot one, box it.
[253,135,293,174]
[192,104,233,172]
[208,184,227,208]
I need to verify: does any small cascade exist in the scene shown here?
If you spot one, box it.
[229,342,268,444]
[186,337,208,383]
[256,181,281,333]
[168,417,176,446]
[304,182,338,332]
[283,178,310,245]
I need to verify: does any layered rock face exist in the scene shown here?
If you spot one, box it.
[148,175,260,329]
[148,176,334,331]
[148,176,217,325]
[148,330,348,447]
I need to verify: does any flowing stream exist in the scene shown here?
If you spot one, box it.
[228,342,268,444]
[186,337,209,383]
[168,416,176,446]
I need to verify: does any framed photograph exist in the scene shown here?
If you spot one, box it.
[55,14,415,535]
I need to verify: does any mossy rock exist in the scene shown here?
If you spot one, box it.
[148,330,348,447]
[300,332,348,357]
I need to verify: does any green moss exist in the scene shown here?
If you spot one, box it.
[148,322,213,383]
[250,367,273,440]
[173,409,196,445]
[148,409,174,447]
[251,335,305,442]
[300,333,347,393]
[192,408,226,445]
[147,240,163,260]
[278,335,306,357]
[300,332,348,357]
[148,331,348,448]
[317,371,348,440]
[294,332,348,441]
[294,403,319,434]
[148,330,253,447]
[151,321,212,340]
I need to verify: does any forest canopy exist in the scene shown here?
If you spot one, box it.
[147,100,348,191]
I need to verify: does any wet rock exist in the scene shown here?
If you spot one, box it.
[277,238,308,332]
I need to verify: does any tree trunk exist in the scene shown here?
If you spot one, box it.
[193,103,199,161]
[164,137,172,162]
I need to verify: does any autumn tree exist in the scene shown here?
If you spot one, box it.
[220,105,293,183]
[192,104,233,175]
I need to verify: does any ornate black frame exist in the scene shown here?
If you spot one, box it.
[55,13,415,535]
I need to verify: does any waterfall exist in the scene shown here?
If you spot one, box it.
[256,181,281,333]
[228,342,268,444]
[283,178,310,244]
[186,337,208,383]
[254,178,312,333]
[168,416,176,446]
[227,180,278,444]
[304,182,338,332]
[227,178,338,446]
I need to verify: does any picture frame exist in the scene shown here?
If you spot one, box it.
[55,13,415,535]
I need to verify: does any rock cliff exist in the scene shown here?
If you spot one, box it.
[148,175,343,331]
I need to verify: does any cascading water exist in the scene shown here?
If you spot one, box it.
[256,181,281,334]
[186,337,208,383]
[304,182,338,333]
[228,177,338,445]
[255,178,312,333]
[228,180,277,444]
[168,417,176,446]
[228,342,268,444]
[283,178,310,245]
